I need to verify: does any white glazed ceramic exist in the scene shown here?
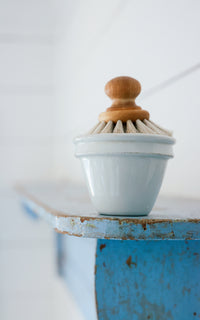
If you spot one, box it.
[74,134,175,216]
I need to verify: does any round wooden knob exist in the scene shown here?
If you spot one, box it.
[99,76,149,123]
[105,76,141,100]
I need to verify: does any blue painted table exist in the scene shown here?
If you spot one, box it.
[19,183,200,320]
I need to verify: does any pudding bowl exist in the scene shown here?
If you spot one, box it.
[74,133,175,216]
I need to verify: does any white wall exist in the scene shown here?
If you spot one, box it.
[0,0,56,186]
[0,0,83,319]
[54,0,200,199]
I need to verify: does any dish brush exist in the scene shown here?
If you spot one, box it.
[87,76,172,136]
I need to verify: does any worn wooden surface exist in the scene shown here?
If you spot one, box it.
[55,235,200,320]
[20,182,200,319]
[95,239,200,320]
[57,235,97,320]
[19,182,200,240]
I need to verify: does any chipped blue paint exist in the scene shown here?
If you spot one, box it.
[22,202,38,220]
[57,235,97,320]
[56,233,66,276]
[20,185,200,319]
[21,197,200,240]
[96,239,200,320]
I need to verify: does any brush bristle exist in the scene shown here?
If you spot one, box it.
[86,119,172,136]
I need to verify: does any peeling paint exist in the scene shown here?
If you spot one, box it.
[20,186,200,241]
[96,239,200,319]
[182,286,191,295]
[135,295,173,320]
[70,219,75,226]
[100,244,106,251]
[126,256,137,268]
[86,223,96,228]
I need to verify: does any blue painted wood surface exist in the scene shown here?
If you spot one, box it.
[22,202,38,220]
[96,239,200,320]
[56,234,97,320]
[19,183,200,240]
[19,183,200,320]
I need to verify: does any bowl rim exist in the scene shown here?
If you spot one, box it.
[74,133,176,145]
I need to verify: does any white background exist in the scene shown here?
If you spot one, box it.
[0,0,199,319]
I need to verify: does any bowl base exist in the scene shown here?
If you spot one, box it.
[99,212,150,217]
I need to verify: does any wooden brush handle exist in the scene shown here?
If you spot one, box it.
[99,76,149,123]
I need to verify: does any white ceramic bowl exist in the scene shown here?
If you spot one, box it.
[74,134,175,216]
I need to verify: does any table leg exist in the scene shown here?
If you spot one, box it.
[95,239,200,320]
